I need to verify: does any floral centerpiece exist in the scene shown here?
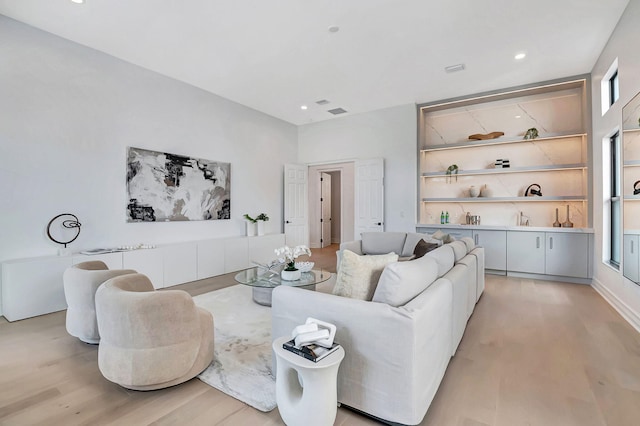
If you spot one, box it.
[274,245,311,281]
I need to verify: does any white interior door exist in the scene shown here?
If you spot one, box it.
[284,164,308,247]
[321,172,332,248]
[354,158,384,239]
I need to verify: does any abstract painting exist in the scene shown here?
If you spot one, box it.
[126,147,230,222]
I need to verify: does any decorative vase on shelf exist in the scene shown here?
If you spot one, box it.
[256,221,265,236]
[561,205,574,228]
[479,184,492,197]
[469,185,479,198]
[552,208,561,227]
[281,269,301,281]
[246,221,257,236]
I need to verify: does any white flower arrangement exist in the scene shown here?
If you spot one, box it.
[274,245,311,271]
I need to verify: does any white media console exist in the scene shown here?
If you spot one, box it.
[0,233,285,322]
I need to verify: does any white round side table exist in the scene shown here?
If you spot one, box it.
[272,336,345,426]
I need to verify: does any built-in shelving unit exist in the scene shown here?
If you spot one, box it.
[417,78,590,228]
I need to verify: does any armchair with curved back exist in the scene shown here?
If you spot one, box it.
[63,261,137,344]
[95,273,214,391]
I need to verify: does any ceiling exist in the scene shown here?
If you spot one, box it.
[0,0,630,125]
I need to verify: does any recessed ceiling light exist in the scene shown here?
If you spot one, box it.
[300,105,308,110]
[444,63,466,73]
[515,115,522,119]
[328,25,340,33]
[515,53,526,60]
[71,0,84,3]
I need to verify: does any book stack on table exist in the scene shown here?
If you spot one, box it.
[282,339,341,362]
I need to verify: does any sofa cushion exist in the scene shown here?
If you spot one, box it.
[432,230,455,244]
[361,232,407,255]
[333,250,399,300]
[460,237,475,252]
[424,245,454,278]
[401,233,441,257]
[373,255,439,307]
[413,239,440,259]
[449,241,468,262]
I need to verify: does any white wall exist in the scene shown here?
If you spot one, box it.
[590,0,640,331]
[0,16,297,263]
[298,104,418,233]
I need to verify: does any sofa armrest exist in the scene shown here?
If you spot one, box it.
[271,279,452,425]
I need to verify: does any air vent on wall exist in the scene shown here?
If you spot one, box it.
[328,107,348,115]
[444,63,466,73]
[316,99,330,105]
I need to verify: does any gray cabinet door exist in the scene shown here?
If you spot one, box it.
[507,231,545,274]
[623,234,639,283]
[473,230,506,270]
[545,233,588,278]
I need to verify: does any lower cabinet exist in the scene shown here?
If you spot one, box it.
[506,231,589,279]
[623,234,639,283]
[507,231,545,274]
[416,225,592,280]
[545,233,588,278]
[1,234,286,321]
[473,230,506,271]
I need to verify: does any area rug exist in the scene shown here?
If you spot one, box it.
[193,285,276,412]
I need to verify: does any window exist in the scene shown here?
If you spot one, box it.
[601,58,619,115]
[608,132,621,268]
[609,71,619,106]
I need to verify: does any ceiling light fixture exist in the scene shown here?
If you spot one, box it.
[300,105,308,110]
[444,63,466,73]
[515,53,526,60]
[328,25,340,33]
[70,0,84,3]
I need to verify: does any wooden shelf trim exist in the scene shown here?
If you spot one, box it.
[422,196,586,203]
[420,132,586,152]
[421,163,586,177]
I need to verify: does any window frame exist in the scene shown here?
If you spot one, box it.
[609,131,621,269]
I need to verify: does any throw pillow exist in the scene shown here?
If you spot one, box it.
[413,239,440,259]
[373,255,439,307]
[361,232,407,255]
[432,230,455,244]
[333,250,399,300]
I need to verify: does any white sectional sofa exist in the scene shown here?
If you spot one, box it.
[271,233,485,425]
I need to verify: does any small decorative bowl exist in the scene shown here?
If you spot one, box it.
[295,261,314,272]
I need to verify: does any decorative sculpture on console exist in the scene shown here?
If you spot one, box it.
[46,213,81,255]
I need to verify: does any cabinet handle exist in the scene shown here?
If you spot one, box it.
[474,234,479,245]
[536,236,540,249]
[632,240,635,254]
[549,237,553,250]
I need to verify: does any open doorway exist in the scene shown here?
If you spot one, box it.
[308,163,354,249]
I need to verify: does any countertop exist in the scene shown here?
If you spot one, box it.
[416,223,595,234]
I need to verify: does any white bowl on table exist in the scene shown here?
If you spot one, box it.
[295,261,314,273]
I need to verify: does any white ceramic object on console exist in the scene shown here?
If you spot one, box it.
[469,185,479,197]
[281,269,301,281]
[295,261,314,272]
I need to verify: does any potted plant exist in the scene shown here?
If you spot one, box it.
[256,213,269,236]
[243,214,257,236]
[274,245,311,281]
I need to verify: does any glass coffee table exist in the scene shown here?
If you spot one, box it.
[234,267,333,306]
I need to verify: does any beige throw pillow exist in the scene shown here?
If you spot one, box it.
[333,250,399,300]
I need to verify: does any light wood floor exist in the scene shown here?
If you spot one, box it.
[2,245,640,425]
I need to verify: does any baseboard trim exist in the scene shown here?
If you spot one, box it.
[591,278,640,334]
[507,271,591,285]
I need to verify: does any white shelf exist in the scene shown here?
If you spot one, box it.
[624,160,640,167]
[420,132,586,152]
[422,196,585,203]
[623,128,640,134]
[624,195,640,201]
[421,163,586,178]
